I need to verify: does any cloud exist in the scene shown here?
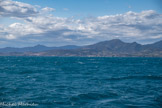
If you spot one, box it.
[41,7,55,12]
[0,0,38,18]
[0,0,162,47]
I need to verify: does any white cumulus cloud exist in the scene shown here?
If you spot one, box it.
[0,0,162,47]
[41,7,55,12]
[0,0,38,18]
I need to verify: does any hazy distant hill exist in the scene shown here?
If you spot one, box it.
[0,45,80,53]
[83,39,142,53]
[37,39,162,57]
[0,39,162,57]
[143,40,162,51]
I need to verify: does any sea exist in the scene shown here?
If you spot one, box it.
[0,57,162,108]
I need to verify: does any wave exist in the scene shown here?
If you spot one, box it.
[69,92,118,103]
[105,75,162,81]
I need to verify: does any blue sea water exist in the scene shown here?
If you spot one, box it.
[0,57,162,108]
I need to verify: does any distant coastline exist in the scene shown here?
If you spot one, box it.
[0,39,162,57]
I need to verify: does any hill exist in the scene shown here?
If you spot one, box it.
[0,39,162,57]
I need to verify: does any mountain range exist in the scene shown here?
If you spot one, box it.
[0,45,80,53]
[0,39,162,57]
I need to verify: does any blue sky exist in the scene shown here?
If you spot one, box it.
[14,0,162,17]
[0,0,162,47]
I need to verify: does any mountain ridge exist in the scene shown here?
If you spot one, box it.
[0,39,162,57]
[0,45,81,53]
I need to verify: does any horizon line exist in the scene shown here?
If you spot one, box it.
[0,39,161,49]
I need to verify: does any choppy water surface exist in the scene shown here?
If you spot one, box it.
[0,57,162,108]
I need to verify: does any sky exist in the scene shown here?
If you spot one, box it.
[0,0,162,47]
